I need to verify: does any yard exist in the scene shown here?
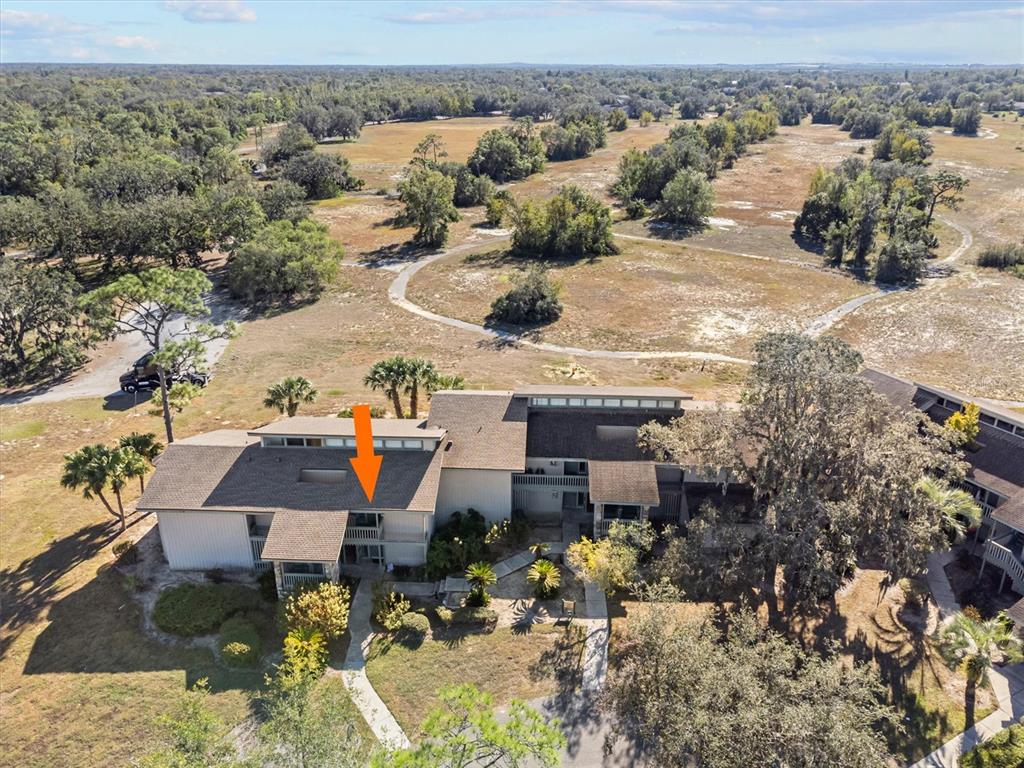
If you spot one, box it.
[406,238,873,357]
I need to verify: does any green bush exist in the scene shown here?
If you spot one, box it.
[258,569,278,601]
[452,607,498,630]
[284,581,351,639]
[435,606,454,627]
[112,540,138,565]
[425,509,489,579]
[153,583,263,636]
[218,616,261,667]
[399,612,430,636]
[372,583,410,632]
[960,720,1024,768]
[487,265,562,327]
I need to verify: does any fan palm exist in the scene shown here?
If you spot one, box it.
[363,357,410,418]
[916,475,982,539]
[118,432,164,492]
[404,358,437,419]
[61,444,128,530]
[465,561,497,605]
[937,610,1024,722]
[527,559,561,599]
[264,376,318,417]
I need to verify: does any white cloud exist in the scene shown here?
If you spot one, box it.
[0,9,93,38]
[104,35,160,51]
[161,1,256,24]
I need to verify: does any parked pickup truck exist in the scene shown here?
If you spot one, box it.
[118,352,211,393]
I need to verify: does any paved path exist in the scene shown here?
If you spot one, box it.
[925,550,961,628]
[334,580,410,750]
[911,663,1024,768]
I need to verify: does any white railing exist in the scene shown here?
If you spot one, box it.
[983,539,1024,591]
[596,518,644,538]
[281,572,328,591]
[380,525,428,543]
[344,526,381,542]
[512,474,589,488]
[250,536,272,573]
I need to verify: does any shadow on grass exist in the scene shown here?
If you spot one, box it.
[357,241,429,268]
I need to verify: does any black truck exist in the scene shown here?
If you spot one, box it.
[118,352,210,394]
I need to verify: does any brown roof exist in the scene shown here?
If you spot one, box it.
[993,491,1024,533]
[140,441,443,514]
[589,461,660,506]
[426,391,527,471]
[514,385,690,400]
[1008,597,1024,628]
[260,510,348,562]
[861,368,918,411]
[926,405,1024,499]
[252,416,446,439]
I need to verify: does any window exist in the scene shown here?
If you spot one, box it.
[402,439,423,449]
[996,420,1013,432]
[305,437,323,447]
[352,512,381,527]
[980,414,996,425]
[344,437,357,447]
[324,437,345,448]
[622,398,639,408]
[263,436,285,447]
[384,439,404,449]
[604,398,621,407]
[550,397,567,406]
[640,399,657,408]
[285,437,304,447]
[658,400,676,409]
[569,397,584,406]
[373,438,383,448]
[531,397,549,406]
[283,562,324,575]
[585,398,602,407]
[299,468,347,484]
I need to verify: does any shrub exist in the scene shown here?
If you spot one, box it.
[399,612,430,637]
[112,540,138,565]
[425,509,489,579]
[624,198,648,219]
[435,606,454,627]
[960,720,1024,768]
[280,626,328,682]
[946,402,981,446]
[655,168,715,226]
[465,561,497,607]
[284,581,351,639]
[282,151,362,199]
[258,569,278,601]
[205,568,225,584]
[452,607,498,631]
[468,122,545,183]
[485,192,510,227]
[509,185,616,259]
[527,559,561,599]
[977,243,1024,271]
[372,584,410,632]
[218,616,261,667]
[487,265,562,327]
[153,583,263,637]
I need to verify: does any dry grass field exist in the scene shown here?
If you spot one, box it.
[407,238,872,357]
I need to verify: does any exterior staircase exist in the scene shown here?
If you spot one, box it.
[981,538,1024,594]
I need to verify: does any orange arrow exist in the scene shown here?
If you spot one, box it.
[349,404,382,502]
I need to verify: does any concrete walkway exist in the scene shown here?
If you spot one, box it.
[911,663,1024,768]
[925,550,961,628]
[334,580,410,750]
[579,577,610,691]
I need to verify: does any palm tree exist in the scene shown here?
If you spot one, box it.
[937,611,1024,723]
[61,445,125,530]
[404,358,437,419]
[264,376,319,417]
[917,476,982,539]
[118,432,164,492]
[527,559,561,599]
[110,447,147,525]
[426,373,466,398]
[364,357,410,418]
[529,542,551,560]
[465,561,497,606]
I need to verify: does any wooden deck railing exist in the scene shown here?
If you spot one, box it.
[982,539,1024,592]
[249,535,272,573]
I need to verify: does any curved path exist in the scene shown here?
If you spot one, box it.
[385,217,974,362]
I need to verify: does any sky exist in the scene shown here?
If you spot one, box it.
[1,0,1022,66]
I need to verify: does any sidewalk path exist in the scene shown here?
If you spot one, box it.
[334,580,410,750]
[911,663,1024,768]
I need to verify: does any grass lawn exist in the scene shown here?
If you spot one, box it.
[365,620,577,735]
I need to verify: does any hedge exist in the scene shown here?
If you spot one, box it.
[153,583,263,636]
[218,616,262,667]
[960,722,1024,768]
[399,612,430,636]
[451,606,498,629]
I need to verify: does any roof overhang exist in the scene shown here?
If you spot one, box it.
[260,509,348,562]
[589,460,660,507]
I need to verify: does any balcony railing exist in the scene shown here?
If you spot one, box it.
[982,539,1024,591]
[249,535,272,573]
[512,473,589,489]
[281,571,328,591]
[344,526,381,542]
[596,518,644,538]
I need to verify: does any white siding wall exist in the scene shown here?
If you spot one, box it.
[516,488,563,522]
[436,469,512,525]
[158,511,252,571]
[381,511,429,541]
[384,542,428,566]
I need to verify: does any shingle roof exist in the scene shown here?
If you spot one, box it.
[525,409,678,461]
[861,368,918,412]
[140,441,443,514]
[1008,597,1024,628]
[261,510,348,562]
[252,416,446,439]
[925,405,1024,499]
[589,461,660,506]
[993,491,1024,533]
[426,391,527,471]
[514,385,690,400]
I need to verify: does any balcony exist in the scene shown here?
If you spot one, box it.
[513,473,589,489]
[982,538,1024,593]
[249,534,272,573]
[280,571,328,591]
[344,525,381,543]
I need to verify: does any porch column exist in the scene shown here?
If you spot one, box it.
[273,561,284,595]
